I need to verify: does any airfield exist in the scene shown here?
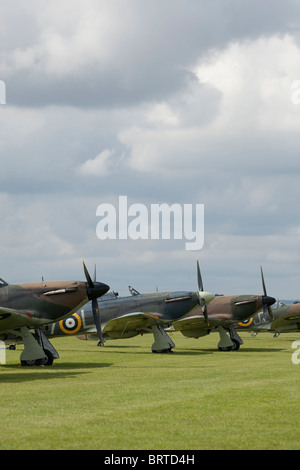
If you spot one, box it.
[0,330,299,450]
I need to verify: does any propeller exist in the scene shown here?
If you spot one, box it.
[83,261,109,346]
[260,266,275,321]
[197,259,215,325]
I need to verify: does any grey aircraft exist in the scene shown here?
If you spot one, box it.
[12,262,275,356]
[6,261,215,358]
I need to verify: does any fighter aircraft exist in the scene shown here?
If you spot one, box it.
[236,300,300,335]
[0,262,109,366]
[24,261,216,354]
[171,266,276,350]
[24,262,275,353]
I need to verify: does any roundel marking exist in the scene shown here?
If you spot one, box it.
[238,317,253,327]
[59,313,82,334]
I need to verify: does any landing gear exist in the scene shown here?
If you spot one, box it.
[217,326,243,351]
[19,327,59,366]
[152,348,174,354]
[218,337,241,351]
[151,325,175,353]
[21,349,54,367]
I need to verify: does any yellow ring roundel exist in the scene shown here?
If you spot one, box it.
[238,317,253,327]
[59,313,82,335]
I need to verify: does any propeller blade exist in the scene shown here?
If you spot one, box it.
[92,298,104,346]
[83,260,94,288]
[262,303,274,322]
[260,265,274,320]
[199,297,209,325]
[197,259,203,292]
[83,261,109,345]
[196,260,212,325]
[260,266,267,296]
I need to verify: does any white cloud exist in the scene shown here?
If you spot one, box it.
[2,1,131,77]
[77,149,115,176]
[145,102,180,127]
[119,34,300,177]
[195,34,300,132]
[1,2,300,298]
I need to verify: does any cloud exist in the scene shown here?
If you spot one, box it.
[119,34,300,178]
[1,1,300,298]
[2,0,299,107]
[195,34,300,132]
[77,149,115,176]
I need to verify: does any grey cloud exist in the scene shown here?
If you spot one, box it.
[2,0,299,107]
[1,1,300,298]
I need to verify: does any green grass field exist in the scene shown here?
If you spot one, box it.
[0,331,299,450]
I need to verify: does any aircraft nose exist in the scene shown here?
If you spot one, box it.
[87,281,110,300]
[263,295,276,307]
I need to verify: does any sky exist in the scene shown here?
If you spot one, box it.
[1,0,300,299]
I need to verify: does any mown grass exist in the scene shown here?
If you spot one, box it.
[0,331,299,450]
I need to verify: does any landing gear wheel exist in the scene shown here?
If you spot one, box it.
[152,348,173,354]
[21,359,43,367]
[218,338,240,352]
[42,349,54,366]
[20,349,54,367]
[230,338,241,351]
[218,346,232,352]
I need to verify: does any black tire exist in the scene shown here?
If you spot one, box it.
[230,338,241,351]
[20,350,54,367]
[21,359,43,366]
[42,349,54,366]
[218,346,232,352]
[218,338,241,352]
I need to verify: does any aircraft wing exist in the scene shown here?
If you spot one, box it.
[172,314,232,335]
[172,315,209,329]
[0,307,43,332]
[270,311,300,332]
[103,312,163,338]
